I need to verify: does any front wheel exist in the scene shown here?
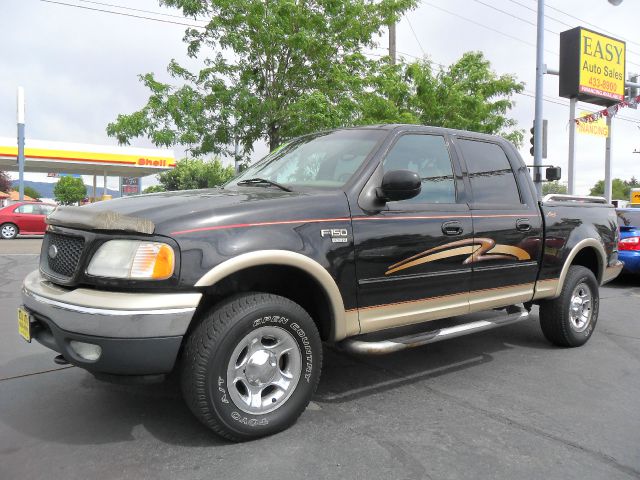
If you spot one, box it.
[181,293,322,441]
[0,223,18,239]
[539,266,599,347]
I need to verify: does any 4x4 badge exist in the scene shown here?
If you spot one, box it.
[321,228,348,243]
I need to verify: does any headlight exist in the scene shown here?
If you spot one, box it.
[87,240,175,280]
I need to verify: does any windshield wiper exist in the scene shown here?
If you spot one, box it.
[236,178,293,192]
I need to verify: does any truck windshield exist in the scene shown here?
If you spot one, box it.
[227,129,385,190]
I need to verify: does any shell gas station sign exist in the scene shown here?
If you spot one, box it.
[0,137,176,177]
[560,27,626,106]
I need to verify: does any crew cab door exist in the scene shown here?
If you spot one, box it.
[452,137,543,311]
[352,133,473,334]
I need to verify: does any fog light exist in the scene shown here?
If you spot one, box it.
[69,341,102,361]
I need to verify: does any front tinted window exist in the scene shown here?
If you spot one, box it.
[383,134,456,204]
[228,130,385,189]
[458,139,521,205]
[617,210,640,227]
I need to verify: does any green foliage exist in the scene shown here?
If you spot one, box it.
[542,181,568,195]
[358,52,525,145]
[53,177,87,205]
[107,0,417,155]
[12,185,41,200]
[590,177,640,200]
[143,184,166,194]
[0,171,11,193]
[156,158,235,191]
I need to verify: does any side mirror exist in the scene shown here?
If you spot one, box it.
[546,166,562,181]
[377,169,421,202]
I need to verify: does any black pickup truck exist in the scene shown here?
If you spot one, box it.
[19,125,622,441]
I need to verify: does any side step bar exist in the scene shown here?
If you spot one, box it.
[340,308,530,355]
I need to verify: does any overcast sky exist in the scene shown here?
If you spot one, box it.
[1,0,639,194]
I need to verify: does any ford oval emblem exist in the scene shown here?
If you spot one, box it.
[48,244,59,259]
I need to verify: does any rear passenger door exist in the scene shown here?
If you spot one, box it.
[453,137,543,311]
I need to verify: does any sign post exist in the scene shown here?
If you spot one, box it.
[17,87,25,201]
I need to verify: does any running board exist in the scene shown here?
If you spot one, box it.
[339,308,530,355]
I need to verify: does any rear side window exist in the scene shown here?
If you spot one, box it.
[15,204,36,214]
[617,210,640,227]
[383,134,456,204]
[458,139,522,205]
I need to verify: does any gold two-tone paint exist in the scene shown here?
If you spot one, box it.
[386,238,531,276]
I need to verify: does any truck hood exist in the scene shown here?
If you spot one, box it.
[48,188,349,236]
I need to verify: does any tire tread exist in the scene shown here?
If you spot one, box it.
[181,292,320,441]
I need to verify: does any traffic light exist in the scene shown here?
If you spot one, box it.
[529,120,548,158]
[529,125,535,157]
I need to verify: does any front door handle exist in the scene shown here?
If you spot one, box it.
[516,218,531,232]
[442,221,463,236]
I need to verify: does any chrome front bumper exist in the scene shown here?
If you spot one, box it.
[22,270,202,338]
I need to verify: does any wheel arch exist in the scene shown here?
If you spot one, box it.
[553,239,606,298]
[193,250,357,341]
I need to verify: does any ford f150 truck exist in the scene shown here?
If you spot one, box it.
[19,125,622,441]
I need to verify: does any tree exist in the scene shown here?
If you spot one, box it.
[358,53,525,145]
[590,178,636,200]
[156,158,235,191]
[143,185,166,194]
[107,0,417,156]
[53,177,87,205]
[0,171,11,193]
[12,185,41,200]
[542,181,568,195]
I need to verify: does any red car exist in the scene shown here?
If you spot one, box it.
[0,202,56,239]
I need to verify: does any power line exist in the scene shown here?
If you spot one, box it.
[75,0,204,22]
[471,0,538,28]
[542,1,640,51]
[39,0,205,28]
[518,90,640,124]
[405,15,426,57]
[503,0,572,28]
[422,1,559,57]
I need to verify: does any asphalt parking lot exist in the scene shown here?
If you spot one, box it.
[1,239,639,480]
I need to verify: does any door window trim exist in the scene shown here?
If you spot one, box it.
[452,136,532,211]
[381,132,466,211]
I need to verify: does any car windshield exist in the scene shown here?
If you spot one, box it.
[617,209,640,227]
[227,129,385,190]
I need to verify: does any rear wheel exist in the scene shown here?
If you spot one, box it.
[0,223,18,240]
[539,266,599,347]
[181,292,322,441]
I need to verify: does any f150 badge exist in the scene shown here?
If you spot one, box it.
[321,228,349,243]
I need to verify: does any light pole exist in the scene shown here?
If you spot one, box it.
[533,1,545,198]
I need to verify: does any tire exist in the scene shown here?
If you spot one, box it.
[181,292,322,441]
[539,266,599,347]
[0,223,18,240]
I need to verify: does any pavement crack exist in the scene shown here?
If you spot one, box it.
[0,365,74,382]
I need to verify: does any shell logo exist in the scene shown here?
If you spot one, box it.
[137,158,170,167]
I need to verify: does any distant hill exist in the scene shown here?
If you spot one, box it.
[10,180,120,199]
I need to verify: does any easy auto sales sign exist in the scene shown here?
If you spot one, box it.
[559,27,626,106]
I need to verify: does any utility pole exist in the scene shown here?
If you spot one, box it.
[533,1,545,198]
[17,87,25,201]
[389,22,397,65]
[604,115,613,203]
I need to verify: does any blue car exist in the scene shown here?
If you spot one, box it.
[617,208,640,274]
